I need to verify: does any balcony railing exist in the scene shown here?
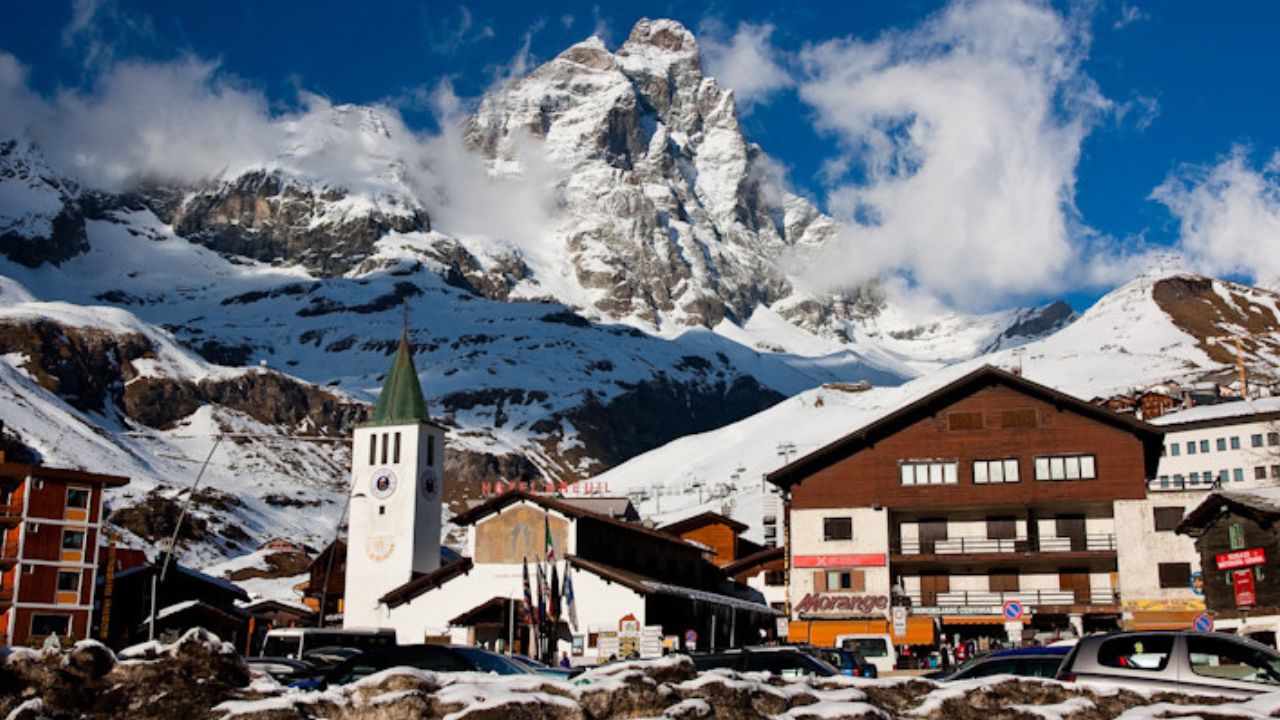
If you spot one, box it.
[1147,477,1220,492]
[903,588,1120,608]
[892,534,1116,555]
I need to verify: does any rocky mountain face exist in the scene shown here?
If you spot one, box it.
[0,139,88,267]
[465,19,864,332]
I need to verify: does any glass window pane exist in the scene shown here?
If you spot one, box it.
[901,465,914,485]
[1065,457,1081,480]
[974,462,988,484]
[1035,458,1050,480]
[989,461,1003,483]
[944,463,957,485]
[1081,456,1096,478]
[1050,457,1066,480]
[1004,460,1020,482]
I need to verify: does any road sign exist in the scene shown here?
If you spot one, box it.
[685,629,698,648]
[1004,620,1024,644]
[1192,612,1214,633]
[1002,600,1025,621]
[891,606,908,637]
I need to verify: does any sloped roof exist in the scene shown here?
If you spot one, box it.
[1178,488,1280,533]
[380,556,474,608]
[767,365,1165,489]
[366,332,430,426]
[659,511,748,536]
[568,556,779,615]
[0,461,129,487]
[721,545,785,577]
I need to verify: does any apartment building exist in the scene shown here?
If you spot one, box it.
[0,454,128,647]
[767,366,1165,647]
[1112,397,1280,629]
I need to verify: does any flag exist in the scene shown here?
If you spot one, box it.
[521,557,534,626]
[562,562,578,632]
[550,562,561,623]
[544,513,555,562]
[536,558,548,624]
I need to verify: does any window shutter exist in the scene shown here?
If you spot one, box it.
[813,571,827,592]
[850,570,866,592]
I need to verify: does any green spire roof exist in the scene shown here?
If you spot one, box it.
[367,332,430,426]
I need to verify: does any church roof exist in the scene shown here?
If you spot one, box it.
[367,332,430,426]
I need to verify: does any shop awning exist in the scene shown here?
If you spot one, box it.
[788,616,935,646]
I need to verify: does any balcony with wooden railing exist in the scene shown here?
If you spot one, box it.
[903,587,1120,609]
[891,534,1117,555]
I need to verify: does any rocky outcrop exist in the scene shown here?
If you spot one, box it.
[464,19,861,331]
[171,169,429,277]
[0,317,365,432]
[0,139,88,267]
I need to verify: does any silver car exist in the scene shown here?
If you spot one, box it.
[1058,631,1280,698]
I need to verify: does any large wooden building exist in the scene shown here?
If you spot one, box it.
[0,455,128,647]
[767,366,1166,647]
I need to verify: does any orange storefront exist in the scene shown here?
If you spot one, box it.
[788,616,935,647]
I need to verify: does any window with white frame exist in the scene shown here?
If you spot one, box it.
[61,529,86,552]
[66,487,90,510]
[1033,455,1097,481]
[56,570,80,594]
[900,461,958,486]
[973,459,1020,484]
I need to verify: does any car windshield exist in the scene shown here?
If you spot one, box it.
[845,639,888,657]
[261,636,302,658]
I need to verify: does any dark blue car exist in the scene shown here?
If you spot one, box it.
[939,645,1071,681]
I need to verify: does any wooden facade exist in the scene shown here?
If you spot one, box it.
[661,512,750,566]
[1178,494,1280,618]
[0,461,126,648]
[780,381,1157,511]
[770,366,1164,642]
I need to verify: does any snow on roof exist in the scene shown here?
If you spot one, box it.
[1149,396,1280,426]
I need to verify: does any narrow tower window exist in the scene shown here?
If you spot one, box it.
[368,435,377,465]
[380,433,389,465]
[428,435,435,467]
[393,433,402,464]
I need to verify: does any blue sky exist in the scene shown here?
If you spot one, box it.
[3,0,1280,310]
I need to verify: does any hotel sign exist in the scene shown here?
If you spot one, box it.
[1216,548,1266,570]
[793,554,887,568]
[794,593,889,616]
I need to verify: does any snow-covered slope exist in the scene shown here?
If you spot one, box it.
[596,269,1280,537]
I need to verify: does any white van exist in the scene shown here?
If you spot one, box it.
[835,634,898,675]
[260,627,396,660]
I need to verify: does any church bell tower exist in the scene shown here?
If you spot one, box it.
[344,331,445,628]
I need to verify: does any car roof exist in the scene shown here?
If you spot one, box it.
[988,646,1071,658]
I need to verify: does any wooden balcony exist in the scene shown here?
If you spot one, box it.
[0,503,21,528]
[903,587,1120,610]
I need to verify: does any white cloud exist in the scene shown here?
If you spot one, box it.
[792,0,1114,309]
[699,20,793,111]
[1113,3,1149,30]
[0,50,562,257]
[1152,146,1280,286]
[426,5,495,54]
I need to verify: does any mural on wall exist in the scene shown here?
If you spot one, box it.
[476,505,570,564]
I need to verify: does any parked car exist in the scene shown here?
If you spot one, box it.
[1057,631,1280,698]
[812,647,879,677]
[508,653,583,679]
[260,628,396,661]
[834,634,897,676]
[293,644,531,689]
[936,646,1070,681]
[689,647,838,677]
[301,645,363,671]
[244,656,320,684]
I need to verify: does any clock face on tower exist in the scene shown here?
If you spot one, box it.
[370,468,398,500]
[419,468,437,499]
